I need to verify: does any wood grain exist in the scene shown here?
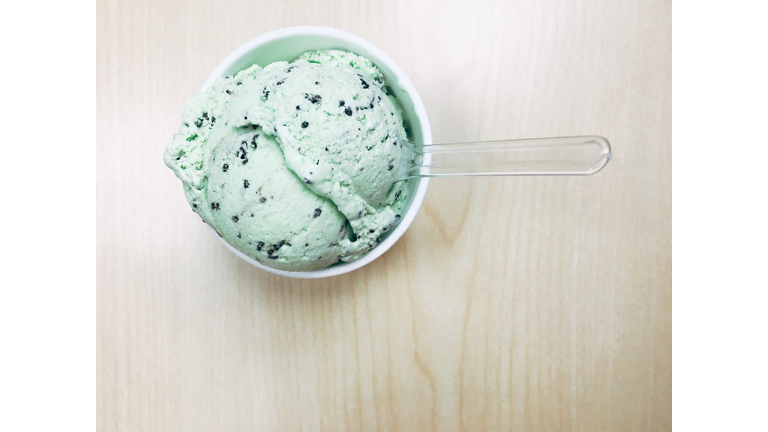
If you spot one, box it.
[97,0,671,430]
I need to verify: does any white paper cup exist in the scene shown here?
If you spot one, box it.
[200,26,432,278]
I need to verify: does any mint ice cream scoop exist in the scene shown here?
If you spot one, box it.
[163,50,409,271]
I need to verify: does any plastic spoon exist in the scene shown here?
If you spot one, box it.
[395,135,611,181]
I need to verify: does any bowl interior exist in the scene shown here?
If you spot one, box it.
[203,27,431,278]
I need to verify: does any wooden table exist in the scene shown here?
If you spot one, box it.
[97,0,671,430]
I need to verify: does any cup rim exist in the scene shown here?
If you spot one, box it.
[200,26,432,279]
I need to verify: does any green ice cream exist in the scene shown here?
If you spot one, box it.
[163,50,410,271]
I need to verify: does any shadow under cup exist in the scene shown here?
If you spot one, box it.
[200,26,432,278]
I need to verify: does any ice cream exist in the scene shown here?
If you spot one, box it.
[163,50,410,271]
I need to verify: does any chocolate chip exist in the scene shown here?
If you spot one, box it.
[344,107,352,116]
[360,78,369,89]
[232,216,239,222]
[243,179,249,188]
[313,208,322,218]
[210,202,220,210]
[267,249,274,256]
[276,78,285,85]
[237,233,242,238]
[339,100,345,107]
[262,88,269,99]
[369,102,374,109]
[395,214,401,221]
[267,255,279,260]
[387,163,394,171]
[394,191,401,201]
[211,116,216,125]
[226,90,231,95]
[324,147,329,151]
[192,203,198,208]
[301,121,309,128]
[273,241,284,251]
[315,81,320,85]
[296,105,300,110]
[303,178,312,184]
[256,241,264,251]
[184,122,189,127]
[194,118,203,127]
[242,158,248,165]
[202,112,209,119]
[369,229,375,233]
[393,140,397,145]
[237,81,242,85]
[285,66,296,73]
[260,197,267,203]
[222,163,229,172]
[305,94,322,104]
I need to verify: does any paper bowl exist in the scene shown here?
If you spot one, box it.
[200,26,432,278]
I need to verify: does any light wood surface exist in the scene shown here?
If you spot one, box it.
[97,0,671,430]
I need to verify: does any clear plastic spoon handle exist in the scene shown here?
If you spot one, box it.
[396,135,611,180]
